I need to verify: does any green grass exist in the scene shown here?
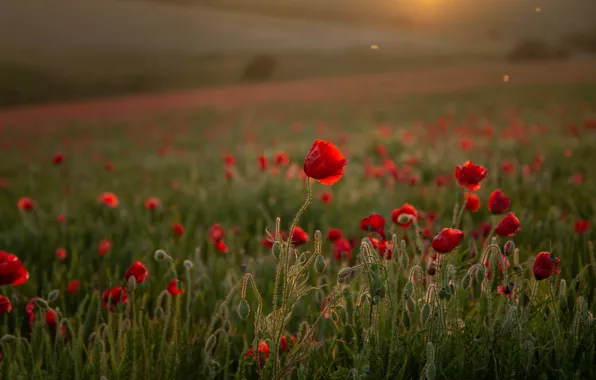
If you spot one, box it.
[0,83,595,379]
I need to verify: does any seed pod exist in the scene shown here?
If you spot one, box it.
[315,255,326,274]
[402,311,411,330]
[272,242,282,259]
[421,303,431,324]
[238,299,250,320]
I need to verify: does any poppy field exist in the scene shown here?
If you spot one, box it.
[1,82,596,379]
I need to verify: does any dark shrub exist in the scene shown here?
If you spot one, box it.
[242,55,277,81]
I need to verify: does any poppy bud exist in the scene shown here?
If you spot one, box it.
[204,334,217,356]
[400,249,409,269]
[337,307,347,325]
[402,311,411,330]
[127,276,137,291]
[331,310,339,322]
[427,263,436,276]
[154,249,166,261]
[421,303,431,324]
[406,297,416,313]
[404,282,414,299]
[272,242,282,259]
[0,334,16,344]
[315,255,326,274]
[503,241,515,256]
[154,307,163,319]
[48,289,60,302]
[238,299,250,320]
[337,267,354,282]
[426,363,437,380]
[35,298,48,309]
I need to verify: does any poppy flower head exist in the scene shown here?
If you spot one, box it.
[167,279,185,296]
[291,227,309,246]
[431,228,464,254]
[223,154,236,166]
[215,240,228,253]
[497,283,515,298]
[258,154,267,172]
[208,223,225,243]
[464,193,481,212]
[501,160,515,175]
[98,192,119,208]
[66,279,80,295]
[488,189,511,215]
[274,152,290,166]
[360,213,386,238]
[332,238,352,261]
[57,214,65,223]
[392,203,417,228]
[0,250,29,286]
[320,191,333,204]
[262,231,287,249]
[455,161,488,191]
[533,252,560,281]
[104,161,114,172]
[53,153,64,165]
[98,239,112,256]
[484,254,510,281]
[125,261,149,284]
[18,197,36,212]
[495,212,521,237]
[102,286,128,312]
[0,295,12,315]
[327,228,343,242]
[575,220,590,234]
[144,197,161,211]
[303,139,347,185]
[56,248,67,261]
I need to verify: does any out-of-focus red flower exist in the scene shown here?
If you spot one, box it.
[497,284,515,298]
[501,160,515,175]
[274,152,290,166]
[569,173,583,185]
[167,279,184,296]
[67,279,80,295]
[460,138,473,151]
[172,223,185,237]
[102,286,128,312]
[53,153,64,165]
[56,248,67,261]
[495,213,521,237]
[98,239,112,256]
[225,168,234,180]
[488,189,511,215]
[484,254,510,281]
[575,220,590,234]
[360,213,386,238]
[303,140,347,185]
[464,193,481,212]
[144,197,161,211]
[369,236,392,259]
[533,252,560,281]
[98,192,119,208]
[455,161,488,191]
[332,238,352,261]
[291,227,309,246]
[327,228,343,242]
[125,261,149,283]
[18,197,35,212]
[0,250,29,286]
[215,240,228,253]
[57,214,65,223]
[245,341,270,366]
[209,224,225,243]
[223,154,236,166]
[320,191,333,204]
[431,228,464,253]
[104,161,114,172]
[262,231,287,248]
[392,203,417,228]
[376,144,388,158]
[434,174,451,188]
[0,295,12,314]
[564,149,573,157]
[0,178,8,189]
[258,154,267,172]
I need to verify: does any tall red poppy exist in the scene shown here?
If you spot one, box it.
[98,239,112,256]
[291,227,309,246]
[102,286,128,312]
[223,154,236,166]
[258,154,268,172]
[67,279,80,295]
[575,220,590,234]
[0,295,12,314]
[392,203,417,228]
[303,140,347,185]
[167,279,184,296]
[17,197,35,212]
[172,223,185,237]
[464,193,481,212]
[431,228,464,253]
[0,250,29,286]
[532,252,560,280]
[327,228,343,242]
[144,197,161,211]
[215,240,228,253]
[495,213,521,237]
[360,214,386,238]
[125,261,149,284]
[455,161,488,191]
[488,189,511,215]
[331,238,352,261]
[56,248,67,261]
[209,224,225,243]
[98,192,119,208]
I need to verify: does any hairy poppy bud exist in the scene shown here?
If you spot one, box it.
[272,242,282,259]
[154,249,166,261]
[421,303,431,324]
[337,267,354,282]
[406,297,416,313]
[47,289,60,302]
[315,255,326,274]
[402,311,411,330]
[503,240,515,256]
[0,334,16,344]
[462,274,471,289]
[238,299,250,320]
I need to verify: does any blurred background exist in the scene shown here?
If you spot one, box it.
[0,0,595,108]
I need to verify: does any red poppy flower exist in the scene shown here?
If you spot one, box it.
[495,213,521,237]
[104,161,114,172]
[497,283,515,298]
[209,224,225,243]
[0,295,12,315]
[53,153,64,165]
[98,239,112,256]
[464,193,481,212]
[332,238,352,261]
[320,191,333,204]
[434,174,451,188]
[291,227,309,246]
[575,220,590,234]
[0,250,29,286]
[532,252,560,281]
[17,197,35,212]
[280,335,288,352]
[484,254,510,281]
[125,261,149,283]
[144,197,161,211]
[215,240,228,253]
[570,173,583,185]
[327,228,343,242]
[56,248,67,261]
[376,144,388,158]
[167,279,184,296]
[245,341,270,366]
[102,286,128,312]
[274,152,290,166]
[392,203,417,228]
[369,236,392,259]
[223,154,236,166]
[303,139,347,185]
[98,192,119,208]
[431,228,464,254]
[57,214,65,223]
[172,223,185,237]
[258,154,268,172]
[500,160,515,175]
[487,189,511,215]
[67,279,80,295]
[262,231,287,249]
[455,161,488,191]
[360,213,386,237]
[460,138,473,151]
